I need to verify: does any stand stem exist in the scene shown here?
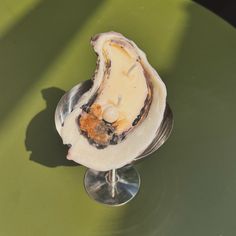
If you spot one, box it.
[108,169,117,198]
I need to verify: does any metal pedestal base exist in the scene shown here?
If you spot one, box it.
[84,165,140,206]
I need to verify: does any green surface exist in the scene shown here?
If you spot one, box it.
[0,0,236,235]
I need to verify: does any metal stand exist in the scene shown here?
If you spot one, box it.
[55,81,174,206]
[84,165,140,206]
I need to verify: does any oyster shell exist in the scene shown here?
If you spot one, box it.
[58,32,167,171]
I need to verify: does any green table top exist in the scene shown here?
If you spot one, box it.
[0,0,236,235]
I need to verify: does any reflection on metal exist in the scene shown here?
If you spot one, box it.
[134,103,173,162]
[55,81,173,206]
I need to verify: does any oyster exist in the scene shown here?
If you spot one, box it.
[57,32,167,171]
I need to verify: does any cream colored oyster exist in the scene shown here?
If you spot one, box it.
[59,32,167,171]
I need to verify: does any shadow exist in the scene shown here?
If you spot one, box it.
[25,87,78,167]
[0,0,103,123]
[114,1,236,236]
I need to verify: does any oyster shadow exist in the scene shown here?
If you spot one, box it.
[25,87,78,167]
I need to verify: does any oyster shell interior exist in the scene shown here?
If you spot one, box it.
[78,38,153,149]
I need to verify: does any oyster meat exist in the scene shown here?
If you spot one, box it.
[57,32,167,171]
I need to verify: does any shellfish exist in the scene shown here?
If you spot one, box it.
[56,32,167,171]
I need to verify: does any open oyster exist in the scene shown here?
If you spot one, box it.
[56,32,167,171]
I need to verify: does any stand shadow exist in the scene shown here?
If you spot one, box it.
[25,87,78,167]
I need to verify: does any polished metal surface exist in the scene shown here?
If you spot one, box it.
[54,80,92,135]
[84,166,140,206]
[55,80,173,206]
[134,103,174,162]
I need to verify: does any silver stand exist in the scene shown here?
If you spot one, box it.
[55,82,173,206]
[84,165,140,206]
